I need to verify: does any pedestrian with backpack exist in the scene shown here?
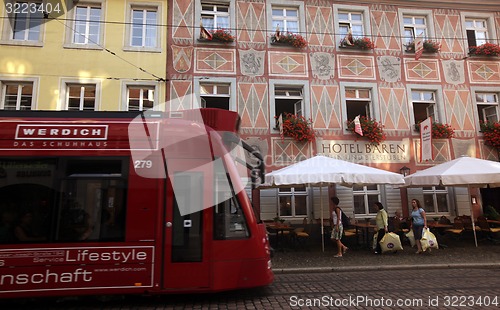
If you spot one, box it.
[330,196,348,258]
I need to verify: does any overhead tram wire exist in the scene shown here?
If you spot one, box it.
[1,14,498,44]
[1,14,494,80]
[43,14,168,83]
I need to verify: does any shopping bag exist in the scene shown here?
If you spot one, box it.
[421,228,439,251]
[379,232,403,253]
[405,230,416,248]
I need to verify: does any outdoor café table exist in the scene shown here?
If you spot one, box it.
[353,221,376,249]
[266,224,294,251]
[426,222,453,248]
[426,222,453,229]
[487,219,500,227]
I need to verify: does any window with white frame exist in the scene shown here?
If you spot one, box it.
[412,90,437,126]
[72,4,102,45]
[200,83,230,110]
[345,88,371,120]
[278,187,307,218]
[422,186,449,213]
[475,92,499,123]
[353,185,380,215]
[272,6,298,33]
[201,2,229,30]
[465,18,488,47]
[274,86,303,128]
[1,82,33,110]
[334,5,370,48]
[403,15,427,46]
[127,86,155,111]
[10,1,43,41]
[130,6,158,47]
[196,0,235,40]
[66,84,96,111]
[338,11,363,39]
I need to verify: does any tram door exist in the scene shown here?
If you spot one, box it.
[163,159,211,289]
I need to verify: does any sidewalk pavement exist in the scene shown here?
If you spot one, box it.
[271,233,500,273]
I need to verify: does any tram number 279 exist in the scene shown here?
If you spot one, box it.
[134,160,153,169]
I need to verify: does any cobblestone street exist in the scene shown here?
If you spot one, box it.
[3,267,500,309]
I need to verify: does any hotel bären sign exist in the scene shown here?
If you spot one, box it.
[317,139,410,164]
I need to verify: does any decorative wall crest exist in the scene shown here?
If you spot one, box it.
[442,60,465,85]
[171,45,193,73]
[377,56,401,82]
[239,49,265,77]
[310,52,335,80]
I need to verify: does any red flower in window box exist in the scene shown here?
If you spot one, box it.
[405,40,441,53]
[340,36,375,50]
[414,122,455,139]
[346,116,386,144]
[276,113,314,143]
[469,43,500,57]
[270,32,308,48]
[210,29,235,43]
[480,121,500,149]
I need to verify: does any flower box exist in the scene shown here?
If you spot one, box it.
[469,43,500,57]
[198,28,235,44]
[276,113,314,143]
[414,122,454,139]
[405,40,440,53]
[480,121,500,149]
[270,32,307,48]
[346,116,385,144]
[339,36,375,50]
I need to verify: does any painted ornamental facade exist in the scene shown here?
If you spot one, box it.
[165,0,500,221]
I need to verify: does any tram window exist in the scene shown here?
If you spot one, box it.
[57,177,126,242]
[213,171,249,240]
[214,195,249,240]
[0,157,128,244]
[171,173,203,262]
[57,158,127,242]
[0,159,57,244]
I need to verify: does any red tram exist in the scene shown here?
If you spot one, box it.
[0,108,273,299]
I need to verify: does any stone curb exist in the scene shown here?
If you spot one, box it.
[272,263,500,274]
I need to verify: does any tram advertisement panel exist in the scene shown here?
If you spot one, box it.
[0,246,154,293]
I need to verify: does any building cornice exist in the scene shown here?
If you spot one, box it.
[334,0,500,12]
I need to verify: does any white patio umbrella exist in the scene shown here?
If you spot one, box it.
[404,156,500,247]
[262,155,406,251]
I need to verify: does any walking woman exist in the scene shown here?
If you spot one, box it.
[330,196,348,258]
[374,202,388,254]
[410,199,427,254]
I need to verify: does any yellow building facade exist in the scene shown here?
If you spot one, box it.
[0,0,167,111]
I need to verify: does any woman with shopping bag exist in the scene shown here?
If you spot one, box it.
[410,199,428,254]
[374,202,388,254]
